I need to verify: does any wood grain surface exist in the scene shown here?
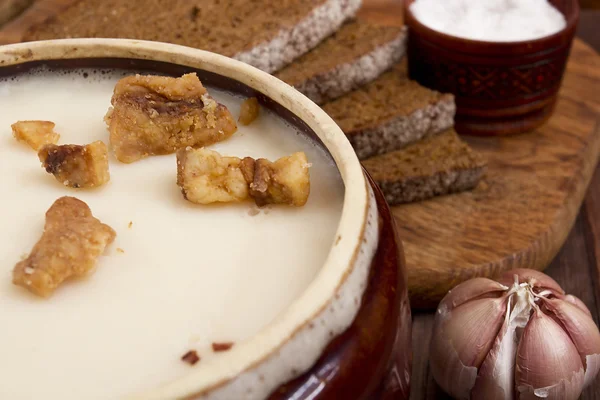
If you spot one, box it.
[1,0,599,310]
[402,39,600,307]
[0,0,34,27]
[359,2,600,309]
[0,0,76,44]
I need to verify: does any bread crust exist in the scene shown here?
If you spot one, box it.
[24,0,362,74]
[377,167,486,204]
[348,95,455,160]
[235,0,363,73]
[363,129,487,204]
[289,27,407,104]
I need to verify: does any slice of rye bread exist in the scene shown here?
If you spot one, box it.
[362,129,486,205]
[274,19,407,104]
[322,64,455,160]
[23,0,362,73]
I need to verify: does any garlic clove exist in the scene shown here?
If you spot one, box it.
[516,310,584,400]
[584,354,600,389]
[438,277,507,315]
[430,297,507,399]
[471,285,532,400]
[543,297,600,388]
[498,269,565,295]
[563,294,593,317]
[470,311,516,399]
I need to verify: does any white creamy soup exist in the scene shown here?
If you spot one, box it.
[0,68,344,399]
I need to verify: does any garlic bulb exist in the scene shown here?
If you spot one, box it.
[431,268,600,400]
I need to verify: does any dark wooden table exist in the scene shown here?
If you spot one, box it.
[409,15,600,398]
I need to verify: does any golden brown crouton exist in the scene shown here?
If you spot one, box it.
[238,97,260,126]
[176,148,310,207]
[12,197,116,297]
[38,141,110,188]
[105,73,238,163]
[11,120,60,150]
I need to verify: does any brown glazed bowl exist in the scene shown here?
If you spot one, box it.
[0,39,411,400]
[404,0,580,136]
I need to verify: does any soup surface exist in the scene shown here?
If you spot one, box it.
[0,68,344,399]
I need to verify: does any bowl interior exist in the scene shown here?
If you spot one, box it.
[0,39,377,400]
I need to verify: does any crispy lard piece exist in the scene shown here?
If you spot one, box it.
[181,350,200,365]
[238,97,259,126]
[176,147,310,207]
[12,196,116,297]
[176,147,249,204]
[38,141,110,188]
[105,73,238,163]
[212,342,234,352]
[242,152,311,207]
[11,120,60,150]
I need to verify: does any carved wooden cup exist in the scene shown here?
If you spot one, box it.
[404,0,580,136]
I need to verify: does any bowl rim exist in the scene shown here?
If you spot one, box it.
[404,0,580,50]
[0,38,379,399]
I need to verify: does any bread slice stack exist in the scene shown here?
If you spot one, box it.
[322,64,455,159]
[24,0,485,204]
[363,129,486,204]
[274,20,407,104]
[24,0,363,73]
[271,17,485,204]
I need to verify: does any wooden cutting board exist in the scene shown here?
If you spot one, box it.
[2,0,600,309]
[360,3,600,308]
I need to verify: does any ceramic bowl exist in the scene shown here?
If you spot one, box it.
[0,39,412,400]
[404,0,579,136]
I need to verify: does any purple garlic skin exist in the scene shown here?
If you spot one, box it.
[430,269,600,400]
[515,310,584,400]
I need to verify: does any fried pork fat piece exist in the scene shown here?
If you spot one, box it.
[176,148,310,206]
[105,73,237,163]
[12,197,116,297]
[176,147,249,204]
[38,141,110,188]
[238,97,259,126]
[243,153,311,207]
[11,120,60,150]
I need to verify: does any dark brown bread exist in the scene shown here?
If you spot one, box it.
[275,20,406,104]
[24,0,362,73]
[322,64,455,159]
[362,129,486,204]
